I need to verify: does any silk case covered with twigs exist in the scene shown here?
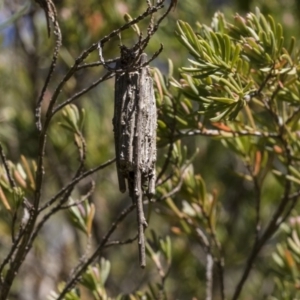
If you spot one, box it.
[114,53,156,198]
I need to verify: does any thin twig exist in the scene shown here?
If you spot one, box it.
[77,58,119,70]
[52,72,114,115]
[104,234,138,248]
[56,204,135,299]
[0,144,15,188]
[159,178,184,202]
[177,128,279,138]
[60,182,95,210]
[255,69,274,97]
[40,158,115,211]
[35,0,62,130]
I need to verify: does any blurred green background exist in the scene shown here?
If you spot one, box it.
[1,0,300,299]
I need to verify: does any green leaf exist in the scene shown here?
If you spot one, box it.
[273,252,285,268]
[224,34,231,64]
[207,96,236,104]
[100,258,111,285]
[209,107,232,122]
[287,237,300,256]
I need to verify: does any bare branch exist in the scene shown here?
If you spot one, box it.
[0,143,16,189]
[60,182,95,210]
[52,72,114,116]
[77,58,119,70]
[35,0,62,130]
[177,128,279,139]
[56,204,135,299]
[104,234,138,248]
[40,158,115,211]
